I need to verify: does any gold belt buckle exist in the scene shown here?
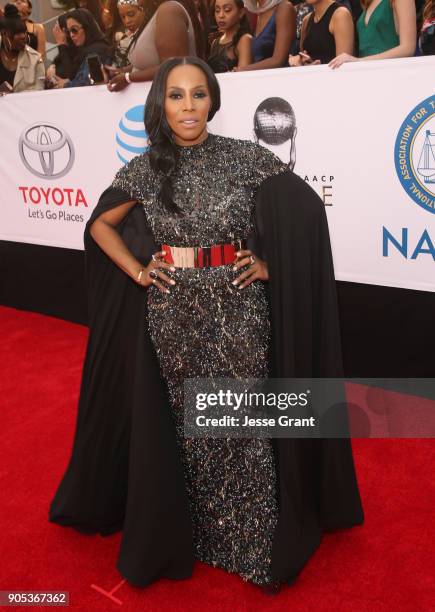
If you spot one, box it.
[171,246,195,268]
[234,238,244,252]
[169,240,244,268]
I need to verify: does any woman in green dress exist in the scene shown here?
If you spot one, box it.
[328,0,416,67]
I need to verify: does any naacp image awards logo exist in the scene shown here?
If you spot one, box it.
[19,123,75,179]
[395,95,435,214]
[116,105,149,165]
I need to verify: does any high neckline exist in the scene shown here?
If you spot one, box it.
[175,132,215,153]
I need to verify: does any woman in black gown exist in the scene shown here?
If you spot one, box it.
[49,56,364,593]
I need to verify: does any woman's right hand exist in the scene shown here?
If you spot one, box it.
[298,51,320,66]
[107,73,130,92]
[288,54,302,67]
[53,22,67,45]
[54,75,69,88]
[138,250,176,293]
[46,64,56,79]
[328,53,357,69]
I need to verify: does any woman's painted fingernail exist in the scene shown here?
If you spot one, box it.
[166,289,170,294]
[170,266,176,272]
[238,284,243,289]
[162,250,166,255]
[232,265,237,271]
[170,280,176,285]
[236,251,241,257]
[232,279,239,285]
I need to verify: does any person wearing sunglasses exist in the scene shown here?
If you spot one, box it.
[53,8,112,88]
[46,13,78,84]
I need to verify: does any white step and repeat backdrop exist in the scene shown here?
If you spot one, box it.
[1,57,435,292]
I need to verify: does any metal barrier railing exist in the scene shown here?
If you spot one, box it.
[41,11,73,27]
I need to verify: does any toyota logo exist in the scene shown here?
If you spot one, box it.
[19,123,75,179]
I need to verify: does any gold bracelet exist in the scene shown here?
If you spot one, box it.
[137,268,144,284]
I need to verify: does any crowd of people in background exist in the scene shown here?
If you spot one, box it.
[0,0,434,94]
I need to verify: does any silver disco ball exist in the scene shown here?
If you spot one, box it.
[254,98,296,145]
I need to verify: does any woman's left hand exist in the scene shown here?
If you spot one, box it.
[328,53,358,69]
[107,73,129,92]
[104,64,122,77]
[232,249,268,289]
[54,76,68,88]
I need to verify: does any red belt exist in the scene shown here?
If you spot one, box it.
[162,239,247,268]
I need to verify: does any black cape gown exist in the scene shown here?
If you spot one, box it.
[48,170,364,586]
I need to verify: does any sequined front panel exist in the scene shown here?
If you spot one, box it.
[112,134,288,585]
[147,267,277,584]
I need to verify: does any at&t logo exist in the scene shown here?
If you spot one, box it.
[116,105,148,165]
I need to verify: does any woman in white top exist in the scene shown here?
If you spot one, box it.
[107,0,203,91]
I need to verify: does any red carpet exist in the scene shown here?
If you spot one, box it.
[1,305,434,611]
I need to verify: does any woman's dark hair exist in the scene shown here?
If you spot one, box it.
[144,56,221,214]
[0,4,27,35]
[196,0,213,56]
[423,0,435,21]
[210,0,251,59]
[128,0,206,59]
[74,0,105,31]
[104,0,124,46]
[58,13,69,30]
[67,7,106,45]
